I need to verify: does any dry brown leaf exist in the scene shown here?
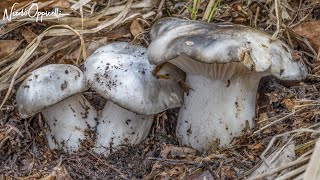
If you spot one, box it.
[0,40,21,59]
[130,19,145,37]
[85,37,109,56]
[105,25,131,40]
[293,21,320,50]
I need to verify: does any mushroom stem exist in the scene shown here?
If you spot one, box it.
[176,73,262,152]
[42,94,97,152]
[94,101,153,156]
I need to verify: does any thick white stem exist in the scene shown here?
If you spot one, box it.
[42,94,97,152]
[94,101,153,156]
[176,73,261,152]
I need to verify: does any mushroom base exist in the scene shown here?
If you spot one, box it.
[42,94,97,153]
[94,101,153,156]
[176,73,261,152]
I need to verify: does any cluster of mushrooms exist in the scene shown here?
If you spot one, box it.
[16,18,307,156]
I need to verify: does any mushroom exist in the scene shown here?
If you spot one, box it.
[16,64,97,152]
[84,42,184,156]
[148,17,307,152]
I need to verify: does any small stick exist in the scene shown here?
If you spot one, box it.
[148,157,198,165]
[251,107,306,136]
[254,6,260,27]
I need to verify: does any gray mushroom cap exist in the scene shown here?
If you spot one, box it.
[84,42,185,115]
[148,17,307,80]
[17,64,85,118]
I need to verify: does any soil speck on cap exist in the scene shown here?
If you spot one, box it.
[61,81,68,90]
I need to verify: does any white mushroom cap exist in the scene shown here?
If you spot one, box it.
[84,42,185,115]
[148,17,307,80]
[17,64,85,118]
[147,18,308,152]
[16,64,97,152]
[85,42,184,156]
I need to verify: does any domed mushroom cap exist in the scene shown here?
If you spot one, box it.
[17,64,86,118]
[84,42,185,115]
[148,17,307,80]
